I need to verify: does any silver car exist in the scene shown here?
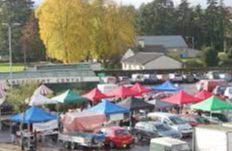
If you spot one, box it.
[134,121,182,142]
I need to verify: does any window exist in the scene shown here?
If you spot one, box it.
[154,124,171,131]
[115,129,129,136]
[169,116,186,125]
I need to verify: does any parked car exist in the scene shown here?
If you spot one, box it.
[131,74,144,83]
[182,74,197,83]
[118,76,131,85]
[224,87,232,100]
[206,71,221,80]
[102,76,117,84]
[144,74,159,84]
[169,73,183,83]
[147,112,192,137]
[219,73,232,82]
[156,74,169,82]
[150,137,191,151]
[101,126,134,148]
[180,114,210,127]
[202,112,229,124]
[213,85,227,96]
[196,79,226,92]
[133,121,181,142]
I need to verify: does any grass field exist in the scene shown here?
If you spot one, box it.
[0,63,25,72]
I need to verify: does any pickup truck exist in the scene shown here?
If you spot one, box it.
[58,132,105,149]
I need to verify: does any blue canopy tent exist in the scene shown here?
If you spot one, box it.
[10,106,57,124]
[152,81,181,92]
[85,100,129,116]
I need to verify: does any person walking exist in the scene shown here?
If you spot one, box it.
[10,123,18,144]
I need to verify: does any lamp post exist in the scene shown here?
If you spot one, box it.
[2,23,20,87]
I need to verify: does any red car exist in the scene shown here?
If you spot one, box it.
[103,126,134,148]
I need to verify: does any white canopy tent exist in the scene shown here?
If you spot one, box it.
[28,94,58,106]
[33,84,53,96]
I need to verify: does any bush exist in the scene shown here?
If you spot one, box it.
[218,52,228,61]
[203,47,218,67]
[184,59,205,68]
[7,83,39,112]
[218,59,232,67]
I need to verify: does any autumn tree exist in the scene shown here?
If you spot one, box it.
[90,0,135,66]
[36,0,135,65]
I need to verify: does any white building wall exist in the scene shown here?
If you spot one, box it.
[144,56,182,69]
[122,62,144,70]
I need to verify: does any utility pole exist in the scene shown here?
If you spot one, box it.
[2,23,20,88]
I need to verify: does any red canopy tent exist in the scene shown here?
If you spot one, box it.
[161,90,201,105]
[130,83,151,94]
[194,90,213,101]
[106,86,139,99]
[82,88,108,103]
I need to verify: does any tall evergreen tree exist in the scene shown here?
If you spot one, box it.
[0,0,34,61]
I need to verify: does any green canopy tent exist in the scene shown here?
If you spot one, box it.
[52,89,87,104]
[191,96,232,111]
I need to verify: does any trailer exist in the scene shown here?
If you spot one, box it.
[193,124,232,151]
[58,132,105,149]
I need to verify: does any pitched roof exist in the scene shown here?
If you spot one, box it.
[122,52,164,65]
[137,35,188,48]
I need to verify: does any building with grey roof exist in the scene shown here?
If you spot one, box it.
[137,35,188,49]
[121,52,182,70]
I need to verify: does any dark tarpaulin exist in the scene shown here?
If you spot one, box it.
[118,97,154,111]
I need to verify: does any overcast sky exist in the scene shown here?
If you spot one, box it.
[34,0,232,8]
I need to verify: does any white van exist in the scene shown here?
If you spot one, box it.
[97,84,119,94]
[147,112,192,137]
[150,137,191,151]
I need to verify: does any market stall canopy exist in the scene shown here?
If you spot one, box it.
[117,97,154,111]
[0,82,9,90]
[148,99,174,109]
[194,90,213,101]
[82,88,109,103]
[61,112,106,133]
[34,84,53,96]
[191,96,232,111]
[29,94,58,106]
[161,90,201,105]
[106,86,139,98]
[130,83,151,94]
[10,106,57,124]
[152,81,181,92]
[52,89,87,104]
[85,100,129,115]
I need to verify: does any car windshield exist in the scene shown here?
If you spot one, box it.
[218,87,226,92]
[228,88,232,94]
[115,129,129,136]
[214,114,228,122]
[154,124,171,131]
[195,116,210,124]
[169,116,186,125]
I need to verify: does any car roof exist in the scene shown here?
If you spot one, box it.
[151,137,187,146]
[136,121,163,125]
[148,112,177,118]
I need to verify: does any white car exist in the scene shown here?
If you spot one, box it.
[147,112,192,137]
[224,87,232,100]
[131,74,145,83]
[169,73,183,82]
